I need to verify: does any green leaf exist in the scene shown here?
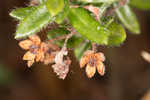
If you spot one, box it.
[15,4,53,39]
[68,8,110,45]
[48,28,84,48]
[74,41,91,60]
[55,0,69,24]
[101,17,126,46]
[116,5,140,34]
[9,7,35,20]
[46,0,65,16]
[107,22,126,46]
[77,0,118,3]
[130,0,150,10]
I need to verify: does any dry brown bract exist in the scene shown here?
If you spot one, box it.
[80,50,105,78]
[52,47,71,79]
[19,35,59,67]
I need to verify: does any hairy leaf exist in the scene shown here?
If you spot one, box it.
[116,5,140,34]
[46,0,65,16]
[10,7,35,20]
[130,0,150,10]
[68,8,110,45]
[15,5,52,39]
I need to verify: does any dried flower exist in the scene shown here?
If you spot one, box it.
[19,35,60,67]
[52,47,71,79]
[19,35,46,67]
[80,50,105,78]
[43,42,60,65]
[43,51,57,65]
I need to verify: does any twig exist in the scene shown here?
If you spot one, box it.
[92,43,97,52]
[63,28,76,47]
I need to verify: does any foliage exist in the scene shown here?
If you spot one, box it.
[9,0,150,79]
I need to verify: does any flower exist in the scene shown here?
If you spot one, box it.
[43,42,60,65]
[43,51,57,65]
[19,35,60,67]
[19,35,46,67]
[80,50,105,78]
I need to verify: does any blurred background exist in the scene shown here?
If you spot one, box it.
[0,0,150,100]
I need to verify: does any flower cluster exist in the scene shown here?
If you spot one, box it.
[19,35,105,79]
[80,50,105,78]
[19,35,59,67]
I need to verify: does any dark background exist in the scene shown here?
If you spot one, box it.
[0,0,150,100]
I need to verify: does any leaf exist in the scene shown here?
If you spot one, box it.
[74,41,91,60]
[68,8,110,45]
[15,4,53,39]
[9,7,35,20]
[55,0,69,24]
[116,5,140,34]
[130,0,150,10]
[48,28,84,48]
[77,0,118,3]
[46,0,65,16]
[107,22,126,46]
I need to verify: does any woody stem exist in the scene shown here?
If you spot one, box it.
[63,28,76,47]
[48,35,68,43]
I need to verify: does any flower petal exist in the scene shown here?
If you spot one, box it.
[23,51,36,61]
[43,53,55,65]
[27,60,34,67]
[83,50,94,57]
[96,61,105,76]
[19,40,33,50]
[95,52,105,62]
[29,35,41,45]
[40,42,49,52]
[80,50,93,68]
[80,56,88,68]
[35,50,44,62]
[85,64,96,78]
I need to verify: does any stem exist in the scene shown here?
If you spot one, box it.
[48,35,68,43]
[63,28,76,47]
[92,43,97,52]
